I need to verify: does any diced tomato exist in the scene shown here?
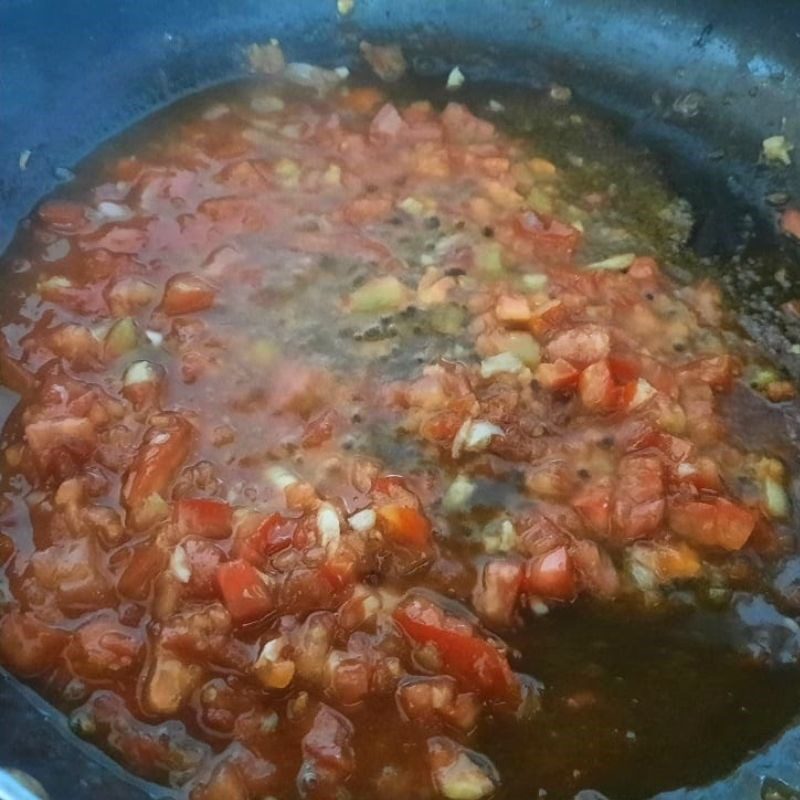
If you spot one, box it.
[512,211,581,259]
[343,193,394,224]
[181,538,226,599]
[372,475,420,507]
[30,538,112,611]
[370,103,408,141]
[572,479,612,536]
[25,416,96,478]
[160,274,216,316]
[607,355,640,384]
[64,618,142,679]
[612,455,665,541]
[236,513,298,564]
[122,414,194,527]
[301,705,356,775]
[0,336,37,395]
[528,299,568,337]
[0,611,69,676]
[393,596,520,704]
[38,201,87,232]
[676,456,722,492]
[174,498,233,539]
[342,87,386,115]
[579,360,617,412]
[320,546,359,591]
[302,409,339,448]
[535,359,580,392]
[571,540,620,599]
[441,103,496,144]
[495,294,531,324]
[396,676,480,732]
[0,533,13,565]
[376,505,432,549]
[523,547,576,601]
[669,497,756,551]
[216,559,274,623]
[683,355,737,392]
[117,543,168,600]
[546,325,611,368]
[472,559,523,627]
[649,432,694,464]
[782,207,800,239]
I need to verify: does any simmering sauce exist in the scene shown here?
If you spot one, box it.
[1,68,799,799]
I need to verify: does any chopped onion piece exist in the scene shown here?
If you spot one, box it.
[349,275,411,313]
[348,508,376,532]
[123,360,158,386]
[256,635,288,667]
[520,273,549,292]
[96,202,132,221]
[323,163,342,186]
[202,103,229,120]
[317,503,341,549]
[628,378,657,409]
[38,275,73,293]
[451,419,472,459]
[250,95,285,114]
[480,352,524,378]
[266,465,299,490]
[145,330,164,347]
[764,477,790,519]
[488,99,505,113]
[763,135,793,166]
[433,752,497,800]
[452,419,503,458]
[483,519,517,554]
[446,66,465,91]
[676,462,697,478]
[398,196,426,217]
[169,545,191,584]
[465,420,504,451]
[284,62,345,93]
[586,253,636,271]
[443,475,476,513]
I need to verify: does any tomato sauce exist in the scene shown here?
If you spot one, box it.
[1,69,799,799]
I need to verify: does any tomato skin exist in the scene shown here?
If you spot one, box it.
[535,359,580,392]
[174,498,233,539]
[393,596,520,704]
[216,560,274,623]
[669,497,756,551]
[376,505,432,549]
[523,547,577,601]
[160,273,216,316]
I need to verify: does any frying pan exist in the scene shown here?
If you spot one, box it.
[2,1,800,798]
